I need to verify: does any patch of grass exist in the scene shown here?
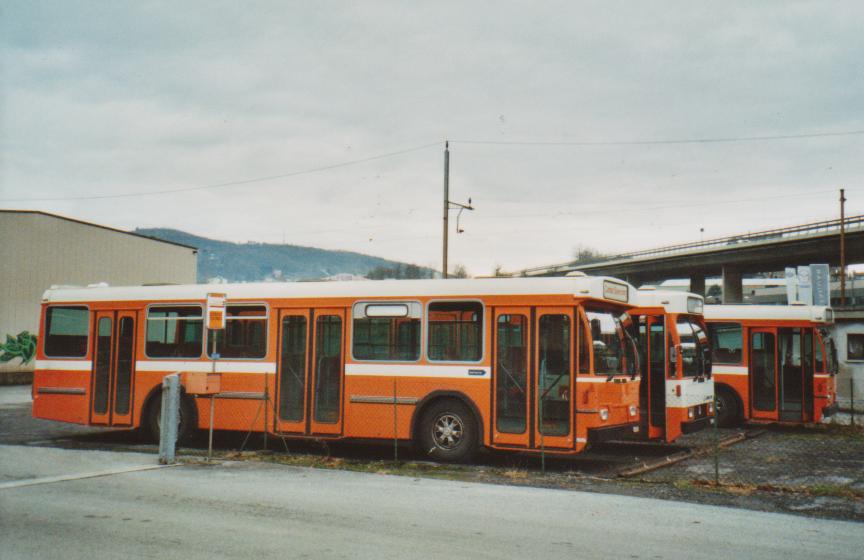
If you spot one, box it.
[684,478,864,500]
[807,483,864,499]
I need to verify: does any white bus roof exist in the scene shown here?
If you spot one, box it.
[704,304,833,324]
[42,276,637,305]
[635,288,704,315]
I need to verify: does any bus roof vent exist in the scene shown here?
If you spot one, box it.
[638,286,657,291]
[87,282,109,288]
[565,271,587,277]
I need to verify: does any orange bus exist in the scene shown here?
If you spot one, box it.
[705,305,838,427]
[32,276,642,462]
[630,288,714,443]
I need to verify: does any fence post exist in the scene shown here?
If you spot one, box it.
[713,394,720,485]
[393,378,398,462]
[852,377,856,427]
[158,373,180,465]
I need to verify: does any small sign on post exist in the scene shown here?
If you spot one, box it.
[206,292,227,331]
[204,292,226,461]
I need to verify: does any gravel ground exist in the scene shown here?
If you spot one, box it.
[3,395,863,522]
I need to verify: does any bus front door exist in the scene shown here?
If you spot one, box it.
[275,309,345,437]
[749,329,778,421]
[90,311,136,427]
[637,314,667,440]
[492,307,575,450]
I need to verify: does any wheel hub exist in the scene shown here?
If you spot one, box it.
[433,413,464,450]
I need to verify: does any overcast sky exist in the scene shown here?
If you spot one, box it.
[2,1,863,276]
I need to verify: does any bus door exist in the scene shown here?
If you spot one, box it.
[90,310,137,426]
[492,307,575,450]
[636,314,667,440]
[275,308,345,436]
[778,328,810,422]
[749,328,778,421]
[750,327,811,422]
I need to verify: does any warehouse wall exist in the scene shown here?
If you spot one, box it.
[0,211,197,374]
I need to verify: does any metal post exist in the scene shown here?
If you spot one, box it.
[851,377,856,427]
[158,373,180,465]
[263,383,269,450]
[539,390,546,475]
[208,334,217,461]
[393,378,398,462]
[841,188,847,306]
[442,141,450,279]
[713,394,720,485]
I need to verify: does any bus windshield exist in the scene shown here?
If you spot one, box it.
[820,331,839,374]
[676,316,710,378]
[585,308,638,377]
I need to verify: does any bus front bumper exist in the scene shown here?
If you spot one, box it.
[681,416,713,434]
[822,403,839,418]
[587,422,641,444]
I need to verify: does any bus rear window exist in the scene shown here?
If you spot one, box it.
[146,305,204,358]
[44,306,89,358]
[709,322,743,364]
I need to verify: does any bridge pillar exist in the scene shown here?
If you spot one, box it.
[722,267,743,303]
[689,274,706,296]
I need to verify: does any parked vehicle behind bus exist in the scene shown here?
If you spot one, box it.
[630,288,714,443]
[705,305,838,427]
[32,276,643,462]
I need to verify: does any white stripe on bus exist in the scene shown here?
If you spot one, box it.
[135,361,276,374]
[35,360,92,371]
[345,363,490,378]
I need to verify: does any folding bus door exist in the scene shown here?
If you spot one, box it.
[749,328,778,421]
[534,308,575,450]
[492,307,531,448]
[308,309,345,436]
[636,314,667,440]
[90,310,137,426]
[778,328,809,422]
[275,309,311,434]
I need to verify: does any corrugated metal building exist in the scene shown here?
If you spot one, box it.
[0,210,197,376]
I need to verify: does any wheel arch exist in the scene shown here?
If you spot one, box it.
[410,390,485,447]
[138,382,198,430]
[714,382,744,422]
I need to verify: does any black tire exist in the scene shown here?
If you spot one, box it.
[145,393,199,444]
[418,399,478,463]
[715,386,740,428]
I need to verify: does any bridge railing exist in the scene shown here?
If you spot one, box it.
[514,214,864,277]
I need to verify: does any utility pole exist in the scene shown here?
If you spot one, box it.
[441,141,474,278]
[841,188,847,305]
[443,141,450,279]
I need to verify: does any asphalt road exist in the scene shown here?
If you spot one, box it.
[1,443,862,560]
[2,384,863,559]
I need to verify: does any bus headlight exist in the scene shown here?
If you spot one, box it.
[688,408,694,419]
[708,402,714,414]
[599,408,609,421]
[629,405,638,417]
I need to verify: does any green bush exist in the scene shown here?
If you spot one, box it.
[0,331,37,364]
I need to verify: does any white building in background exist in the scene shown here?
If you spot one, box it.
[0,210,198,378]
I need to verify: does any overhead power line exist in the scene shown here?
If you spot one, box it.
[0,141,442,202]
[450,129,864,147]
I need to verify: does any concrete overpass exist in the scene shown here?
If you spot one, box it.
[512,215,864,303]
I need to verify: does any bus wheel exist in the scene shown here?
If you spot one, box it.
[145,393,198,444]
[715,387,740,428]
[418,399,477,463]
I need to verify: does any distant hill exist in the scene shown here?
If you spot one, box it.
[135,228,437,283]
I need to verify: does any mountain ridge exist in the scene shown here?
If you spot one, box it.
[134,228,436,282]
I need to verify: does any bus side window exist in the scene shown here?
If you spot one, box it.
[709,322,743,364]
